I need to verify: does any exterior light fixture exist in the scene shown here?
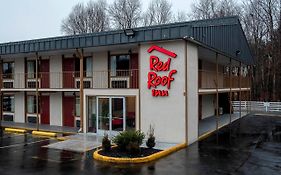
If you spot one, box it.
[236,50,241,56]
[124,29,135,37]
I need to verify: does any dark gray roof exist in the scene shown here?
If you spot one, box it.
[0,16,253,65]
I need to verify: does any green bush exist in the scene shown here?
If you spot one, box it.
[113,130,145,154]
[102,134,111,152]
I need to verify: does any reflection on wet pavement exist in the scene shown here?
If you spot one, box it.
[0,114,281,175]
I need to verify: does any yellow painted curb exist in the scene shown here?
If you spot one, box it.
[4,128,27,133]
[32,131,57,137]
[93,143,187,164]
[57,137,68,141]
[198,124,229,141]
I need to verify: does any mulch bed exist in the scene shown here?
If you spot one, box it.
[99,147,162,158]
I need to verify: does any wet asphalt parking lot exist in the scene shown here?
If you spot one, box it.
[0,114,281,175]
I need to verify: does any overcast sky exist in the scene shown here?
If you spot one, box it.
[0,0,194,43]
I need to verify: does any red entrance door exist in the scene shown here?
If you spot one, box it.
[63,96,75,127]
[40,96,50,124]
[40,60,50,88]
[63,58,75,88]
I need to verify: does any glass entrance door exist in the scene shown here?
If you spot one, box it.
[96,97,125,135]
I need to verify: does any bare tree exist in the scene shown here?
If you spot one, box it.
[173,11,188,23]
[142,0,172,26]
[191,0,239,20]
[87,0,109,33]
[61,0,109,35]
[108,0,142,29]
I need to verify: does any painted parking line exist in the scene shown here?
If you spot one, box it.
[0,138,53,149]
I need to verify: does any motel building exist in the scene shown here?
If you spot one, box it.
[0,16,253,145]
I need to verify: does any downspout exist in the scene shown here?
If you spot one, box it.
[76,48,84,132]
[184,40,188,144]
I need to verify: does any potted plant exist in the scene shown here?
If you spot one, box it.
[146,125,156,149]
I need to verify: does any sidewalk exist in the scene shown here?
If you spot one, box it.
[1,121,79,134]
[199,112,248,136]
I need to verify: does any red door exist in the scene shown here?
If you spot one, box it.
[63,96,75,127]
[40,60,50,88]
[40,96,50,124]
[130,54,138,88]
[63,58,75,88]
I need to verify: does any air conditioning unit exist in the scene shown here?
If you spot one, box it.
[3,81,14,88]
[27,114,40,124]
[27,79,40,88]
[3,113,14,121]
[110,77,130,88]
[75,78,92,88]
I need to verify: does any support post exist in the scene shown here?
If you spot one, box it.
[216,53,219,131]
[35,53,39,131]
[76,48,84,132]
[0,57,2,136]
[229,58,232,124]
[239,62,242,118]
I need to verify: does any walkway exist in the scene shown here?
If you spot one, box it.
[1,121,79,134]
[45,133,177,153]
[199,112,248,136]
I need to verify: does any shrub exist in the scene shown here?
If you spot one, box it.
[146,125,156,149]
[102,133,111,152]
[113,130,145,154]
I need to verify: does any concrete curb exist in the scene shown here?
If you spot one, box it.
[32,131,57,137]
[4,128,27,133]
[93,143,187,163]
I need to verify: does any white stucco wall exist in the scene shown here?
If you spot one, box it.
[140,41,186,143]
[202,95,215,119]
[14,92,25,123]
[92,52,108,88]
[186,42,199,144]
[14,58,25,88]
[50,92,62,126]
[50,55,62,88]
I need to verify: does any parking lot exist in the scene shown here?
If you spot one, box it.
[0,114,281,175]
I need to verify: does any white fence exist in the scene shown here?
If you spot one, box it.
[232,101,281,112]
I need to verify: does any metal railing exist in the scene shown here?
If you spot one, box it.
[198,70,250,89]
[1,69,139,89]
[232,101,281,112]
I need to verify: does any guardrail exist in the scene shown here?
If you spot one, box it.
[198,70,250,89]
[1,69,139,89]
[232,101,281,112]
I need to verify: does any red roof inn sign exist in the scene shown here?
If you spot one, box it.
[147,45,178,97]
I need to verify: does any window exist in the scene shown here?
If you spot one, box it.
[27,96,37,113]
[75,57,93,77]
[75,97,80,116]
[110,55,130,76]
[2,62,14,79]
[3,95,15,112]
[27,60,36,79]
